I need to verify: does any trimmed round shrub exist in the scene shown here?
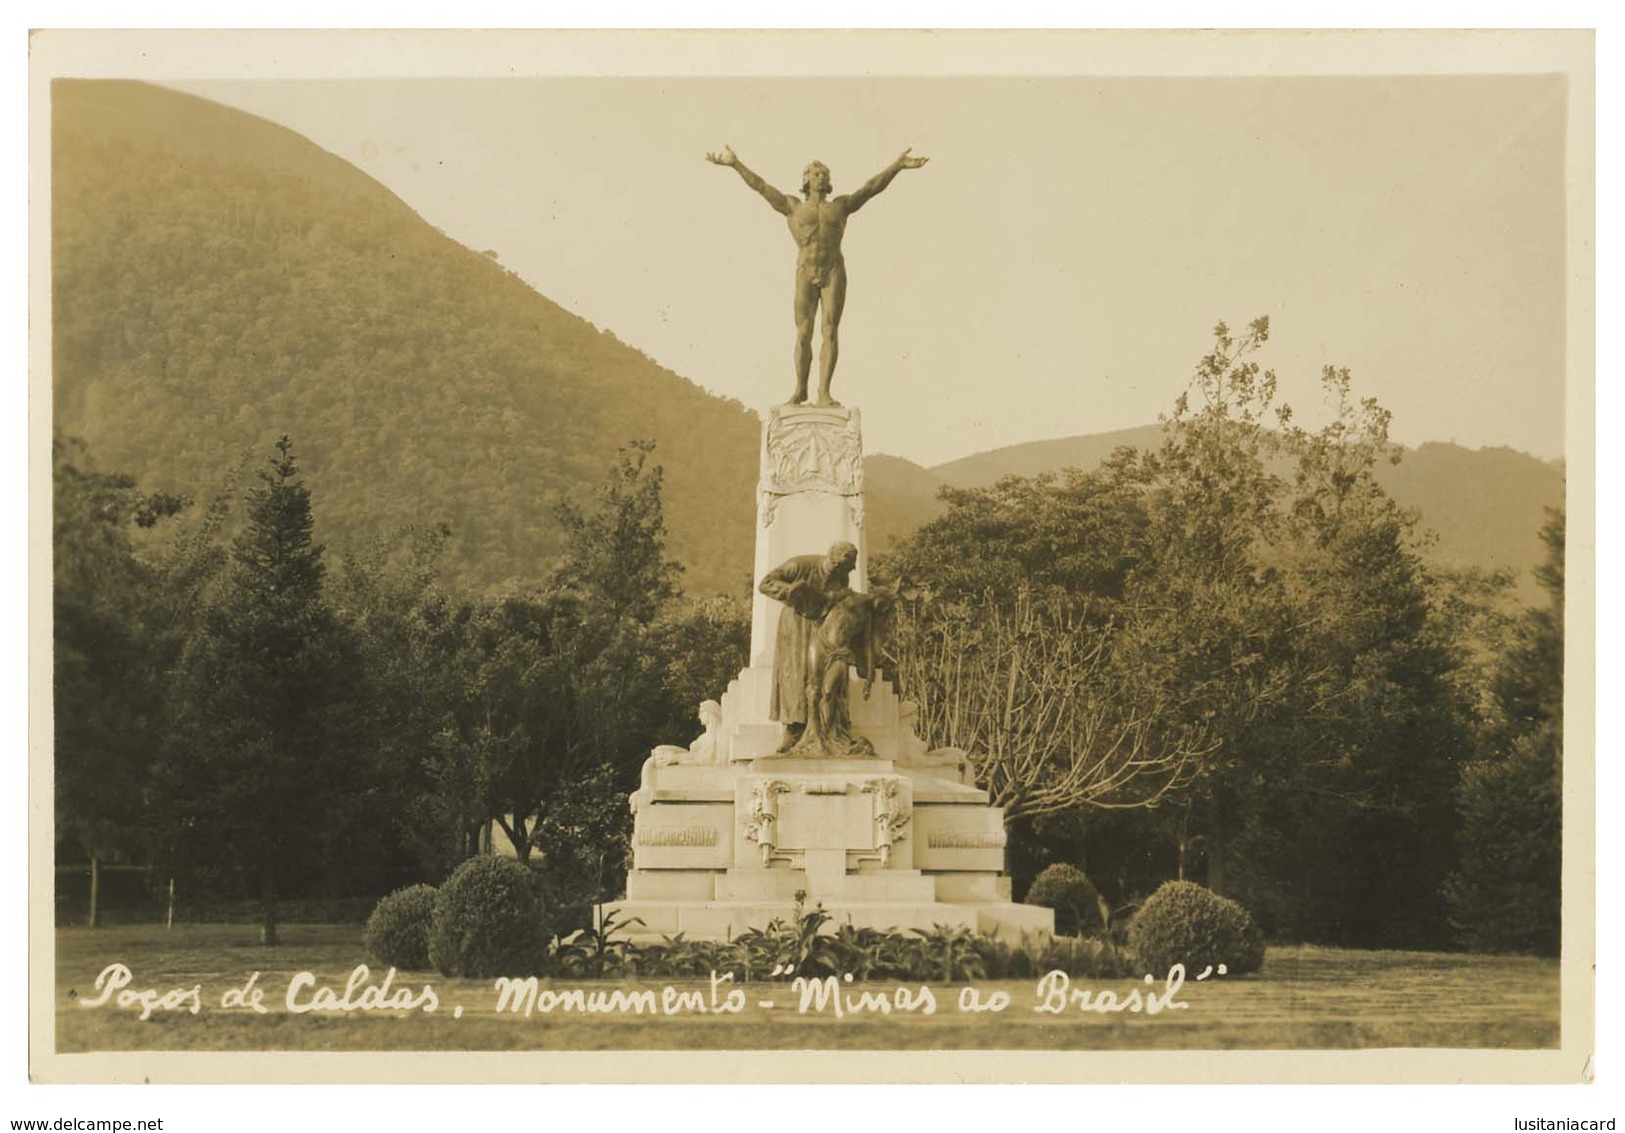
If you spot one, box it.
[427,855,551,978]
[1127,880,1266,977]
[363,884,437,970]
[1025,863,1105,936]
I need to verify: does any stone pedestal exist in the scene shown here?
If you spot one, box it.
[748,404,868,667]
[598,402,1054,942]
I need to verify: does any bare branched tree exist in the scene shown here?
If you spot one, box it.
[886,588,1218,820]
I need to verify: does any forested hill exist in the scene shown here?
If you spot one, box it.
[52,80,762,596]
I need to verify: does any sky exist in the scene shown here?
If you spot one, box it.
[169,69,1570,468]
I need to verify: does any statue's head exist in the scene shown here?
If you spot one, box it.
[699,699,722,729]
[802,160,832,196]
[825,540,858,576]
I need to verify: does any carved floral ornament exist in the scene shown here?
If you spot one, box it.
[759,490,865,531]
[741,779,791,865]
[758,410,865,529]
[862,777,912,864]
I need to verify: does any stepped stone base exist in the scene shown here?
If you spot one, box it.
[599,736,1054,942]
[604,898,1053,942]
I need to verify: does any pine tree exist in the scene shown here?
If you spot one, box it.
[156,437,360,944]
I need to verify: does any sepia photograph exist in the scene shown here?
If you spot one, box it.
[25,27,1596,1092]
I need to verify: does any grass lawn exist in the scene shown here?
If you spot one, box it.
[53,923,1559,1052]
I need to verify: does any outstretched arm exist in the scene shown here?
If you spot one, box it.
[706,145,795,217]
[843,148,929,213]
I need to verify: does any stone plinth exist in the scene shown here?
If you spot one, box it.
[609,754,1052,940]
[749,404,867,667]
[597,401,1054,943]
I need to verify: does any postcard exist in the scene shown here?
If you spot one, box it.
[27,27,1596,1088]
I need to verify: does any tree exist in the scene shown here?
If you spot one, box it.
[154,437,362,944]
[331,523,468,880]
[877,458,1151,607]
[885,585,1214,820]
[530,762,634,927]
[428,592,570,867]
[876,452,1220,820]
[880,323,1291,826]
[881,318,1485,949]
[642,593,751,740]
[552,439,682,624]
[1126,319,1297,897]
[52,436,187,924]
[1446,509,1563,955]
[1490,509,1565,743]
[1136,326,1478,945]
[426,443,687,887]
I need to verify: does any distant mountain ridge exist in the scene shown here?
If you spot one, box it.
[931,424,1168,488]
[863,429,1564,598]
[53,81,1562,602]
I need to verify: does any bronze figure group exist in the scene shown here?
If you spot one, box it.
[759,542,894,757]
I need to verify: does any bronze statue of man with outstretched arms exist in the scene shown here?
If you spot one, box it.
[706,146,929,407]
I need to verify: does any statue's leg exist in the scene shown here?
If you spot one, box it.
[795,639,831,753]
[803,671,823,751]
[822,660,848,742]
[816,265,847,406]
[792,273,818,405]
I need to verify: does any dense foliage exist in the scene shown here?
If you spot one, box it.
[1127,881,1266,977]
[363,884,438,971]
[52,436,188,898]
[1445,511,1564,955]
[427,856,551,978]
[1025,864,1106,938]
[54,430,745,937]
[879,318,1554,953]
[927,429,1563,608]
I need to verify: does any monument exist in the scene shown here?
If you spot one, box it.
[596,151,1053,941]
